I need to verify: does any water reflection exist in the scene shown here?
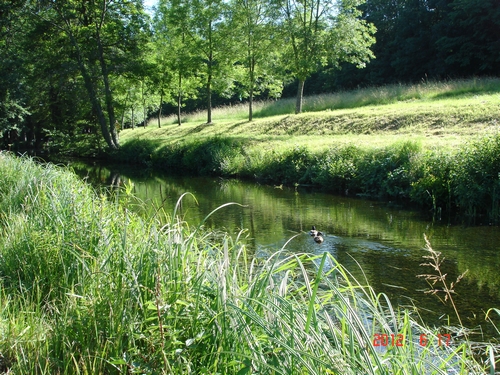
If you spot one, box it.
[69,160,500,339]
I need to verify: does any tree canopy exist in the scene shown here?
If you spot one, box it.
[1,0,498,153]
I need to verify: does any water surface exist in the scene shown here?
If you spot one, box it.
[71,160,500,340]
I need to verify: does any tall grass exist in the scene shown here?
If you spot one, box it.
[0,153,492,373]
[155,102,257,126]
[150,77,500,124]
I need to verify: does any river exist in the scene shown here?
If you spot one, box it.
[69,159,500,341]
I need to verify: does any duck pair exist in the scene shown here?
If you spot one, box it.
[309,226,324,244]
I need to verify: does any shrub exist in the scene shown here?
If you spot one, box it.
[152,142,187,174]
[356,141,421,199]
[451,135,500,222]
[114,138,162,165]
[410,150,453,214]
[311,145,362,194]
[257,145,314,184]
[181,137,244,176]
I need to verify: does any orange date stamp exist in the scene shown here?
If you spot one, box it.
[372,333,451,347]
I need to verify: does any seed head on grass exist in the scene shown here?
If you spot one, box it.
[417,234,468,327]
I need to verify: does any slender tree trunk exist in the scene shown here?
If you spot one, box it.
[295,79,305,114]
[121,90,129,130]
[141,80,146,128]
[206,22,213,125]
[158,91,163,128]
[249,87,253,122]
[249,59,254,121]
[207,68,212,124]
[177,72,182,126]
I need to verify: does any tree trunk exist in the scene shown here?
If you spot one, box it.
[177,72,182,126]
[295,79,305,114]
[121,90,129,130]
[249,88,253,122]
[141,80,146,128]
[158,91,163,128]
[249,60,254,121]
[68,31,117,149]
[206,24,213,125]
[97,35,119,147]
[207,69,212,124]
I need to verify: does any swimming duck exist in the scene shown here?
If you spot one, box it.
[309,226,319,236]
[314,232,324,244]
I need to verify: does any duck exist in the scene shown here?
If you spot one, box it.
[313,232,324,244]
[309,225,324,244]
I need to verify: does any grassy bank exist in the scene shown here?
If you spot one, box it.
[0,153,496,374]
[113,78,500,223]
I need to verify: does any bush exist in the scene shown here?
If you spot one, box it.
[356,141,421,199]
[181,137,244,176]
[256,145,314,184]
[451,135,500,222]
[410,150,453,213]
[152,142,187,173]
[311,145,362,194]
[114,138,162,165]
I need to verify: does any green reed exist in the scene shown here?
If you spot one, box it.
[0,153,491,373]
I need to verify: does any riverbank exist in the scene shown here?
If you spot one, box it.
[113,79,500,223]
[0,153,494,373]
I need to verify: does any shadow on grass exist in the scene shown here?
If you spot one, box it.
[186,122,216,135]
[113,138,163,165]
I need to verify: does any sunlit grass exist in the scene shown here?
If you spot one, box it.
[0,154,496,373]
[132,77,500,157]
[148,77,500,125]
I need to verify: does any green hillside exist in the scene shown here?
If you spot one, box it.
[113,79,500,222]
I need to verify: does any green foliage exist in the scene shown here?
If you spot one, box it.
[255,145,314,184]
[436,0,500,77]
[410,151,453,213]
[356,141,420,199]
[450,135,500,222]
[119,136,245,175]
[311,145,362,194]
[277,0,376,112]
[181,136,245,175]
[341,0,500,89]
[114,138,163,165]
[0,91,29,138]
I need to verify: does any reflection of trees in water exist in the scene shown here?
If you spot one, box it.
[71,159,500,337]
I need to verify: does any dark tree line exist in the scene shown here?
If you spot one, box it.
[301,0,500,94]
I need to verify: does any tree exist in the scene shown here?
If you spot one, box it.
[436,0,500,77]
[28,0,151,150]
[154,0,202,126]
[230,0,284,121]
[187,0,238,124]
[277,0,376,113]
[0,0,31,150]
